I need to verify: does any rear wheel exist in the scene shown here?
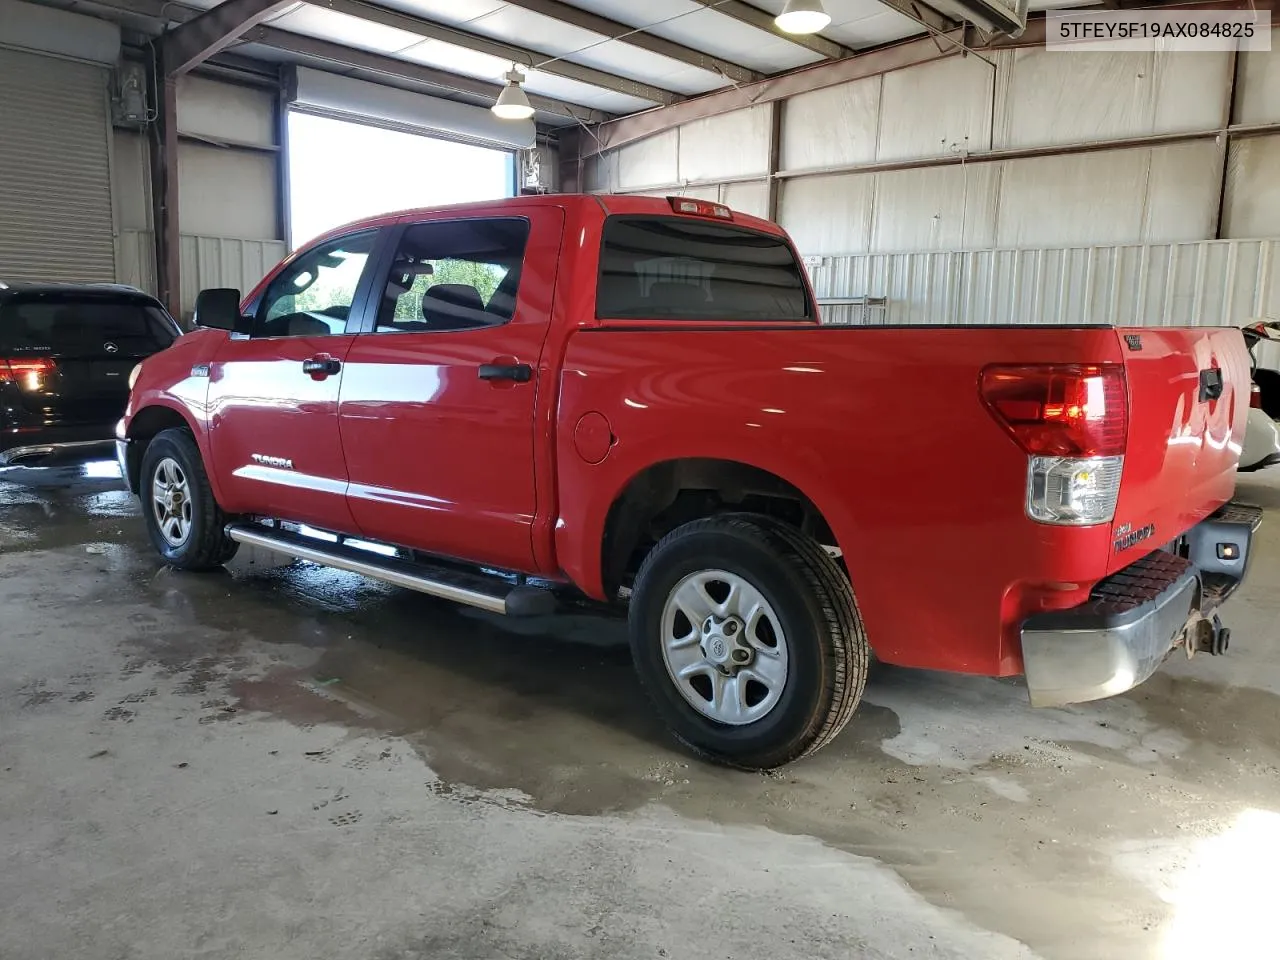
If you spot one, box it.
[628,514,867,769]
[139,428,238,570]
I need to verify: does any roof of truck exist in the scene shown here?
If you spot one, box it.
[297,193,786,252]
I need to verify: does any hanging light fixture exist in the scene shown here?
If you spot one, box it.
[492,68,535,120]
[775,0,831,33]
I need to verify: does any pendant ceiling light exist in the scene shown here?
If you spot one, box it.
[492,68,535,121]
[775,0,831,34]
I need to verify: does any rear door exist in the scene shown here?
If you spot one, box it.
[0,295,178,425]
[1109,326,1251,571]
[337,211,560,571]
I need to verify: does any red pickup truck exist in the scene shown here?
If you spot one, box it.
[118,195,1260,769]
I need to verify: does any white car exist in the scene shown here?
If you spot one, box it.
[1241,320,1280,472]
[1242,391,1280,471]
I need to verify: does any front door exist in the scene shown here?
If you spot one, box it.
[207,229,379,531]
[338,211,561,573]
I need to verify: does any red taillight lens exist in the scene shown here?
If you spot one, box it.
[1251,383,1263,409]
[0,357,56,388]
[980,364,1128,457]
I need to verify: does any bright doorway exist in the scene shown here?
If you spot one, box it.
[287,112,514,248]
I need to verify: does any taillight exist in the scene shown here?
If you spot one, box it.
[1251,383,1263,409]
[0,357,55,390]
[980,364,1128,526]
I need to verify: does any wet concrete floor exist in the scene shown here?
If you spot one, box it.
[2,459,1279,959]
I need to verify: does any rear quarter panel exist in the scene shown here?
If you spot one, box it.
[556,326,1127,677]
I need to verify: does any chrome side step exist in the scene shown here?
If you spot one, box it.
[224,523,556,617]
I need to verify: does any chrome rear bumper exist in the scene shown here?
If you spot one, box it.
[1021,502,1262,707]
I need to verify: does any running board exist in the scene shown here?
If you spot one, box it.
[224,524,556,616]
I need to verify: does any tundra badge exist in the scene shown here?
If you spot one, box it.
[1114,522,1156,553]
[251,453,294,469]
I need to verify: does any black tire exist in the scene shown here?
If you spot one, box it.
[628,514,868,769]
[139,427,238,570]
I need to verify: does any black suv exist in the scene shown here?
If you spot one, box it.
[0,283,182,465]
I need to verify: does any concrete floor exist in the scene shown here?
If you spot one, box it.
[2,461,1279,960]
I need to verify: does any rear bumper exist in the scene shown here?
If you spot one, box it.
[1021,501,1262,707]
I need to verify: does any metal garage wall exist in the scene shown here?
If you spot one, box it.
[586,30,1280,328]
[112,73,285,309]
[782,139,1222,255]
[112,129,153,290]
[811,239,1280,327]
[1221,135,1280,240]
[1223,36,1280,240]
[586,105,770,191]
[0,47,115,283]
[178,235,287,315]
[172,74,284,319]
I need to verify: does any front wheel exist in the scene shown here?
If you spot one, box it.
[139,428,238,570]
[628,514,868,769]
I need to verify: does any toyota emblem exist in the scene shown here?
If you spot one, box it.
[103,341,119,354]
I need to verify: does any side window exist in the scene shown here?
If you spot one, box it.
[255,231,376,338]
[374,218,531,334]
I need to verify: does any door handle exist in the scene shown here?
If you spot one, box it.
[302,356,341,378]
[478,362,532,383]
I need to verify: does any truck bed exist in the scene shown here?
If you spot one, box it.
[553,323,1250,677]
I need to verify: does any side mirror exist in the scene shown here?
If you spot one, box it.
[194,288,247,332]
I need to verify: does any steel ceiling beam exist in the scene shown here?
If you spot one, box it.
[81,0,613,122]
[243,26,613,124]
[317,0,679,105]
[160,0,296,75]
[499,0,761,85]
[687,1,850,60]
[577,24,978,157]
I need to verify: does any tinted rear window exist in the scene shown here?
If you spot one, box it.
[597,216,811,322]
[0,299,178,355]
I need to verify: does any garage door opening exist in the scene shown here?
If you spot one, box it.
[287,112,514,248]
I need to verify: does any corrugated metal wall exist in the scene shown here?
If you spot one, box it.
[115,229,286,316]
[587,30,1280,327]
[810,239,1280,327]
[109,73,283,317]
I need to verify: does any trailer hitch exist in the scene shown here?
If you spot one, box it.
[1182,610,1231,658]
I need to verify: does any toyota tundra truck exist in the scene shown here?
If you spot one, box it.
[117,194,1261,769]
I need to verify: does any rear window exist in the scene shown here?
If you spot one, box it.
[597,216,812,322]
[0,299,178,355]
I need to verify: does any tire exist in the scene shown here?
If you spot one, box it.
[628,513,868,769]
[139,427,238,570]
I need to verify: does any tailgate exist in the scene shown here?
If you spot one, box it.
[1109,326,1250,572]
